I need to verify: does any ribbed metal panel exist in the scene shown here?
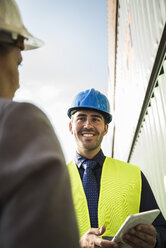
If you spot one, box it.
[107,0,166,217]
[130,57,166,217]
[112,0,166,161]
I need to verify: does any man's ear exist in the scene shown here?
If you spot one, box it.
[104,124,109,136]
[69,121,73,134]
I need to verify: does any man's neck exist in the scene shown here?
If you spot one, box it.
[77,148,100,159]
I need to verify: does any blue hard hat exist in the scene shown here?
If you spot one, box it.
[67,88,112,123]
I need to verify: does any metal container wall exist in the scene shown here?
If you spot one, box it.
[107,0,166,217]
[130,57,166,217]
[112,0,166,161]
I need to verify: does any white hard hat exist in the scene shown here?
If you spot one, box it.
[0,0,43,50]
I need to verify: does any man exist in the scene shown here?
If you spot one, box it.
[67,88,166,248]
[0,0,79,247]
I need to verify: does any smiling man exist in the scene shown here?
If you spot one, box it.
[67,88,166,248]
[69,110,108,158]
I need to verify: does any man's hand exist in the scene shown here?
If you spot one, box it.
[79,226,121,248]
[122,224,157,248]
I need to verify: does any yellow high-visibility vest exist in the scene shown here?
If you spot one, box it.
[67,157,141,237]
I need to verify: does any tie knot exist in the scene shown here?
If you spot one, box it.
[82,160,97,171]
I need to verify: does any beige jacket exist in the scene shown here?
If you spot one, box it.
[0,98,79,248]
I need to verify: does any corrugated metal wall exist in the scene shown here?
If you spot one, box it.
[130,56,166,217]
[107,0,166,217]
[113,0,166,161]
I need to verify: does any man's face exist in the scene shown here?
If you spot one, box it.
[0,45,22,99]
[69,109,108,155]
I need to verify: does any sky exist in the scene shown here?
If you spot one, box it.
[14,0,110,162]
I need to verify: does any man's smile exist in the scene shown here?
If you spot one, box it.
[82,133,94,137]
[79,129,98,137]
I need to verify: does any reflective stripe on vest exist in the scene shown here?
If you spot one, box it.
[67,157,141,237]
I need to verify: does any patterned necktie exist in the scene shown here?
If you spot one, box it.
[82,160,98,228]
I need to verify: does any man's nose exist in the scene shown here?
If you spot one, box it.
[84,118,92,128]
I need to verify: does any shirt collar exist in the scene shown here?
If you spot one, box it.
[75,149,105,168]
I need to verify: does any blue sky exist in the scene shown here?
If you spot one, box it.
[14,0,110,162]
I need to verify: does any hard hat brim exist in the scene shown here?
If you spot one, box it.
[68,106,112,123]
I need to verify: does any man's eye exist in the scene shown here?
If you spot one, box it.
[78,117,84,121]
[93,118,100,122]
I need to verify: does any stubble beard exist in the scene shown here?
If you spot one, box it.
[77,130,105,152]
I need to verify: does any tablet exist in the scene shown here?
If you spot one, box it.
[112,209,160,244]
